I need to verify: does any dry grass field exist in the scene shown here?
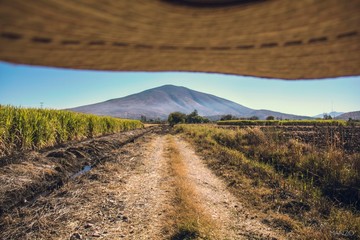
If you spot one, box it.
[175,124,360,239]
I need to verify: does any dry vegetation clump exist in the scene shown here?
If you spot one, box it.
[175,124,360,239]
[0,105,143,157]
[0,132,151,240]
[0,128,151,218]
[165,135,217,240]
[1,156,132,239]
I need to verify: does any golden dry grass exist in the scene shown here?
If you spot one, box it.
[175,124,360,239]
[165,135,218,240]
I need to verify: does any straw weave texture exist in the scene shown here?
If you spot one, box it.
[0,0,359,79]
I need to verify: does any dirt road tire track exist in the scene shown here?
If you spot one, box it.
[114,134,174,239]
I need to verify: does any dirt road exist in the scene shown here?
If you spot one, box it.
[0,128,284,239]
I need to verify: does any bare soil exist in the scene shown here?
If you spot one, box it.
[0,126,285,239]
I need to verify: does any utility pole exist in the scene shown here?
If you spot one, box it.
[40,102,44,109]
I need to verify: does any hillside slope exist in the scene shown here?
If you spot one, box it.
[70,85,310,120]
[336,111,360,120]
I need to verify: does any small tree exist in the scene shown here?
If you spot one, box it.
[202,118,210,123]
[186,110,200,123]
[266,116,275,120]
[249,116,259,120]
[140,115,147,122]
[220,114,237,121]
[186,109,210,124]
[323,114,332,120]
[168,112,186,126]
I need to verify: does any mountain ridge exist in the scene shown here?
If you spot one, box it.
[70,85,312,120]
[335,111,360,120]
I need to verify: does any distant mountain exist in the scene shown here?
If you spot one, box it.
[335,111,360,120]
[69,85,311,120]
[313,111,344,118]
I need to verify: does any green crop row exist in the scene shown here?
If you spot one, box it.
[0,105,143,156]
[217,119,348,126]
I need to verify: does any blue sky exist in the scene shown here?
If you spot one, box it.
[0,61,359,116]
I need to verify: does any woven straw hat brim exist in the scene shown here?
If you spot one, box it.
[0,0,359,80]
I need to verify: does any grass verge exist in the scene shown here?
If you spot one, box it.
[175,125,360,239]
[165,135,217,240]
